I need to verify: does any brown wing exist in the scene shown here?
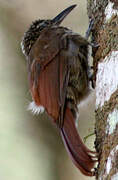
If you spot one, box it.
[28,27,70,126]
[58,53,70,127]
[29,27,66,68]
[37,55,60,122]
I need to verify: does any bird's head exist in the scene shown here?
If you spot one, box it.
[21,4,76,57]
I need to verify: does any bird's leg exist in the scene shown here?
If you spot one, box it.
[88,69,95,89]
[86,19,98,88]
[86,19,99,48]
[85,19,94,40]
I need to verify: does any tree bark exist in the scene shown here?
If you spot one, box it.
[87,0,118,179]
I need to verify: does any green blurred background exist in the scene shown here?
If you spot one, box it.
[0,0,95,179]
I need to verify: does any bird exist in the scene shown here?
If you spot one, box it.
[21,4,97,176]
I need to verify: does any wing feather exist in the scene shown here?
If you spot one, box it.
[28,27,76,126]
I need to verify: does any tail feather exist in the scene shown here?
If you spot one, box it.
[60,107,96,176]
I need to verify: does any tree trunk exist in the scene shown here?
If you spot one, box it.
[87,0,118,179]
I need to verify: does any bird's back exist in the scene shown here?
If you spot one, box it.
[28,26,90,125]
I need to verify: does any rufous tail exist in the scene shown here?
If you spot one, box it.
[60,107,97,176]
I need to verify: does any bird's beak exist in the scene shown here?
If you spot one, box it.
[52,4,77,25]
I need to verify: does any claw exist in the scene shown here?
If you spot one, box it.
[89,73,95,89]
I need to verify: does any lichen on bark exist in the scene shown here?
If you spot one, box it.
[87,0,118,73]
[95,90,118,178]
[87,0,118,179]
